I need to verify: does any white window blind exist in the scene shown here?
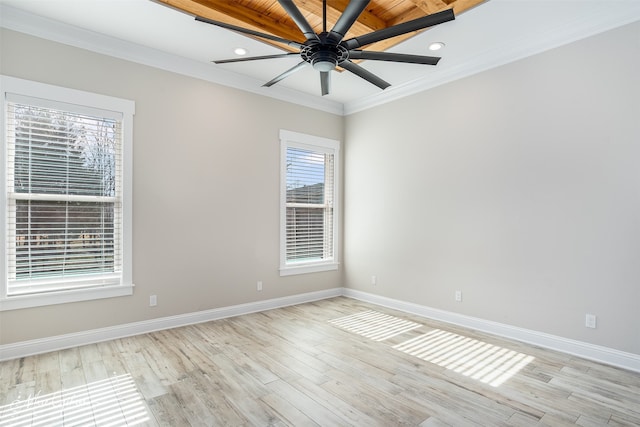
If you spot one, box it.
[286,146,334,262]
[280,130,339,275]
[5,94,123,296]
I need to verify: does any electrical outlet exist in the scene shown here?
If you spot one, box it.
[371,275,377,286]
[257,281,263,292]
[585,314,597,329]
[149,295,157,307]
[455,291,462,302]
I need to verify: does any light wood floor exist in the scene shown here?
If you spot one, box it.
[1,297,639,426]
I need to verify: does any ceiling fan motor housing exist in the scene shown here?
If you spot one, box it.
[301,33,349,71]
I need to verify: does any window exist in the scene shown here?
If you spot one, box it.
[1,76,134,310]
[280,129,339,275]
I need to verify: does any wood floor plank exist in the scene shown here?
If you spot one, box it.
[259,345,329,385]
[0,358,18,403]
[121,351,168,400]
[260,391,320,427]
[58,348,82,375]
[538,412,581,426]
[287,377,380,426]
[207,352,271,399]
[2,296,640,426]
[59,363,86,390]
[0,381,37,425]
[576,412,613,427]
[506,411,542,426]
[320,375,430,425]
[186,369,249,426]
[167,376,219,427]
[11,356,37,388]
[608,412,640,426]
[321,356,405,396]
[34,351,59,374]
[142,333,191,385]
[247,348,303,384]
[393,372,515,426]
[212,343,280,385]
[147,392,191,427]
[77,344,102,366]
[267,379,349,426]
[148,329,200,375]
[197,353,282,426]
[315,350,399,393]
[420,416,454,427]
[34,366,61,398]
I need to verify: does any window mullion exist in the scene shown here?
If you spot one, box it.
[286,202,328,209]
[9,192,117,203]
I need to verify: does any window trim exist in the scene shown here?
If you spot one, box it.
[1,75,135,311]
[279,129,340,276]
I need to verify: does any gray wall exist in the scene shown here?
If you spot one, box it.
[0,29,344,344]
[2,21,640,357]
[343,22,640,355]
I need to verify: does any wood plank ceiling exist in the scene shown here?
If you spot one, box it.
[157,0,487,53]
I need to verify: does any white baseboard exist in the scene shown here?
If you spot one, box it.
[3,286,639,374]
[342,288,640,373]
[0,288,342,361]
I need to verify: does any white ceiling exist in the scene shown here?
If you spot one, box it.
[1,0,639,115]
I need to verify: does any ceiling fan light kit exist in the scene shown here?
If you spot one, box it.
[196,0,455,96]
[311,57,337,72]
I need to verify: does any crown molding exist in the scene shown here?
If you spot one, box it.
[343,2,640,115]
[1,3,639,116]
[0,4,344,116]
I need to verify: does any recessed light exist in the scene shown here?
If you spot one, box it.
[234,47,248,55]
[428,42,445,51]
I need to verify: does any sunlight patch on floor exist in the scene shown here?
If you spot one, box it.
[393,329,535,387]
[0,373,149,427]
[329,310,422,341]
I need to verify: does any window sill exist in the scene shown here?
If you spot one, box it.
[0,284,134,311]
[279,262,339,276]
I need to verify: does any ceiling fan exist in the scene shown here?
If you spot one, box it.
[195,1,455,96]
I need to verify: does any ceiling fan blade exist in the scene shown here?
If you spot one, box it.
[277,0,320,41]
[263,61,308,87]
[342,8,455,50]
[340,60,390,90]
[348,50,441,65]
[328,0,370,43]
[214,53,299,64]
[195,16,302,49]
[320,71,330,96]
